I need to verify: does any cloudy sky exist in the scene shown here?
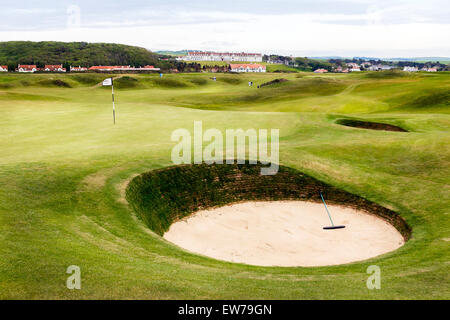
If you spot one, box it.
[1,0,449,57]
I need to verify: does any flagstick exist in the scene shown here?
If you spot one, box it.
[111,78,115,125]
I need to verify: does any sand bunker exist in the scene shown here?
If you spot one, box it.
[164,201,405,267]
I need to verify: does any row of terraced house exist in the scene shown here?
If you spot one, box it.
[0,65,161,73]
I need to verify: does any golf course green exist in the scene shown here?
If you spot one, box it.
[0,70,449,299]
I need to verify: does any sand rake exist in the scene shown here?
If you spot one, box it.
[320,192,346,230]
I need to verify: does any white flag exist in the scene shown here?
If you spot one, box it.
[102,78,112,86]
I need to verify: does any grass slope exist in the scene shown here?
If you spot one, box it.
[0,71,449,299]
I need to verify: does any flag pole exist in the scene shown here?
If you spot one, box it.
[111,77,115,124]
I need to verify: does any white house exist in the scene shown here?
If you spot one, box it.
[346,62,360,69]
[229,64,266,73]
[185,52,263,62]
[44,64,66,72]
[139,65,161,71]
[17,65,37,73]
[0,65,7,72]
[70,66,88,72]
[421,67,438,72]
[403,66,418,72]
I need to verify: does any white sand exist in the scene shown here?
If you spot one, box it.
[163,201,405,267]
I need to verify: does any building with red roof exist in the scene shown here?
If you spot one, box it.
[44,64,66,72]
[89,66,127,71]
[17,65,37,73]
[0,65,8,72]
[229,64,266,73]
[70,66,88,72]
[89,65,160,72]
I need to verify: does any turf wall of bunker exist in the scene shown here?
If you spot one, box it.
[336,119,408,132]
[126,163,411,239]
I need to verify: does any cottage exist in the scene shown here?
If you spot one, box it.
[140,65,161,71]
[89,66,123,71]
[229,64,266,73]
[89,65,160,72]
[421,67,437,72]
[314,68,328,73]
[17,65,37,73]
[334,66,349,73]
[185,52,263,62]
[70,66,88,72]
[346,62,360,69]
[44,64,66,72]
[403,66,418,72]
[0,65,8,72]
[368,64,394,71]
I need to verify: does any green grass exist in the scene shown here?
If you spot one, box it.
[0,71,449,299]
[263,63,299,73]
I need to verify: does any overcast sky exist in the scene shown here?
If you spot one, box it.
[1,0,449,57]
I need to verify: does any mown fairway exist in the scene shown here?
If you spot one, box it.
[0,71,449,299]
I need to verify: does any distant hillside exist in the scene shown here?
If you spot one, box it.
[386,57,450,62]
[312,56,450,63]
[0,41,164,69]
[155,50,189,56]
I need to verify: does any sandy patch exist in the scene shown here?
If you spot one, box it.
[163,201,404,267]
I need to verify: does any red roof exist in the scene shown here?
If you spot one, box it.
[89,66,132,70]
[230,64,266,69]
[0,65,7,69]
[45,64,62,69]
[44,64,66,71]
[89,66,117,70]
[18,65,37,70]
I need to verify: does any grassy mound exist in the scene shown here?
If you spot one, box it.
[0,74,110,89]
[187,77,208,86]
[336,119,408,132]
[364,70,415,79]
[216,76,243,85]
[151,77,190,88]
[398,88,450,110]
[259,78,288,88]
[113,76,139,89]
[126,163,411,238]
[69,74,108,86]
[36,79,72,88]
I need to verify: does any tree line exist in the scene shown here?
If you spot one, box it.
[0,41,174,71]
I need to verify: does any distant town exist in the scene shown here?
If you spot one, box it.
[0,50,448,74]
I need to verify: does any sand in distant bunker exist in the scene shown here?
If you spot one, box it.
[164,201,405,267]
